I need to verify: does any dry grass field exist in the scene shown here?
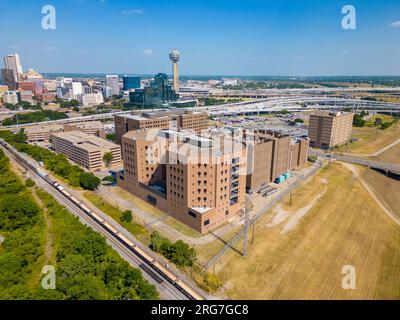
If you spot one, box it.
[337,121,400,155]
[216,163,400,300]
[357,168,400,221]
[372,144,400,165]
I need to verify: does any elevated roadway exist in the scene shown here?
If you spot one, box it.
[309,150,400,175]
[1,95,400,130]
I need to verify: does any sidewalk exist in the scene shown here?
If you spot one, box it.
[93,161,323,246]
[95,187,242,245]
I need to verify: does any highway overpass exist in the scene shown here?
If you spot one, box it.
[309,150,400,175]
[1,95,400,130]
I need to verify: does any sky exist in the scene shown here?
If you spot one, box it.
[0,0,400,76]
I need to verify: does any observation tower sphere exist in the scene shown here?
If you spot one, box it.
[169,49,180,63]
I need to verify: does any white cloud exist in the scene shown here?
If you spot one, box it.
[389,21,400,28]
[121,9,143,15]
[144,49,153,56]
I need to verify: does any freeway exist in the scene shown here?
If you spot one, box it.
[0,144,190,300]
[2,95,400,130]
[309,150,400,175]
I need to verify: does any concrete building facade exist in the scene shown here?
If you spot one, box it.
[23,121,106,143]
[51,131,122,171]
[308,111,354,149]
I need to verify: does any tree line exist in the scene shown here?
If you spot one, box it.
[1,110,68,126]
[0,149,158,300]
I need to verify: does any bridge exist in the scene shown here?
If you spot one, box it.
[209,86,400,99]
[309,150,400,175]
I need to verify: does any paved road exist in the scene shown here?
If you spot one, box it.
[309,150,400,174]
[1,144,189,301]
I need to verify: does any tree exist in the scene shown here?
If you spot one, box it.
[106,133,116,142]
[14,129,27,144]
[102,152,113,168]
[374,117,383,127]
[79,172,100,190]
[294,118,304,123]
[25,179,35,188]
[380,121,393,130]
[353,114,366,127]
[120,210,132,223]
[167,240,197,267]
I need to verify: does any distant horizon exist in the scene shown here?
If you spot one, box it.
[41,73,400,80]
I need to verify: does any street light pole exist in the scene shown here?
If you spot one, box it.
[243,209,249,257]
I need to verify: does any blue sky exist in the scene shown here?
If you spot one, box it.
[0,0,400,76]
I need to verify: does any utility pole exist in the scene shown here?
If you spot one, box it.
[243,209,249,257]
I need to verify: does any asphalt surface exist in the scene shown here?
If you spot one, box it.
[309,149,400,174]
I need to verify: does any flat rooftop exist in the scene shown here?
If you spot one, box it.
[24,121,103,133]
[311,111,352,118]
[51,131,119,152]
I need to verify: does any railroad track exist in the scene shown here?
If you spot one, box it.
[0,140,204,301]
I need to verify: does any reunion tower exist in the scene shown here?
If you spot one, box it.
[169,49,180,93]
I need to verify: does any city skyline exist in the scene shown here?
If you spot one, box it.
[0,0,400,76]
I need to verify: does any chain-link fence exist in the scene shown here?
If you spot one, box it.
[205,160,324,270]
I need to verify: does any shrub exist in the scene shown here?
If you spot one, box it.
[120,210,132,223]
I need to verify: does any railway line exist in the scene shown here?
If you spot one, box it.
[0,139,205,301]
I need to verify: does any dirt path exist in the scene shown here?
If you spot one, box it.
[31,190,54,264]
[342,163,400,227]
[280,189,327,234]
[8,160,54,287]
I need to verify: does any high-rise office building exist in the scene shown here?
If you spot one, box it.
[102,86,112,98]
[308,111,354,149]
[169,49,180,93]
[123,75,141,90]
[3,54,23,82]
[128,73,178,106]
[105,75,119,96]
[1,68,16,90]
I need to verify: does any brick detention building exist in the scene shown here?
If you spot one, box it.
[114,109,209,144]
[117,124,309,234]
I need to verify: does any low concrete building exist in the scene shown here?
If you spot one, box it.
[23,121,106,143]
[51,131,122,171]
[2,91,18,105]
